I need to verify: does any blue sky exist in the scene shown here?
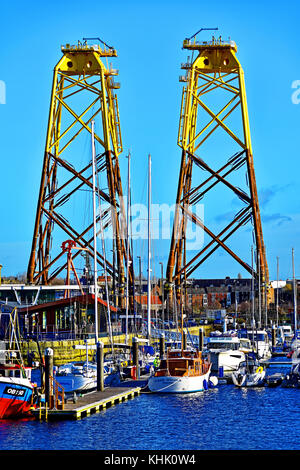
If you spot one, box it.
[0,0,299,282]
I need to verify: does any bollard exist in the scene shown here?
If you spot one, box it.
[199,328,204,351]
[159,333,165,359]
[96,341,104,391]
[45,348,54,408]
[132,337,139,379]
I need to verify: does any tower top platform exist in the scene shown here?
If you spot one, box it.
[61,41,117,57]
[183,36,237,53]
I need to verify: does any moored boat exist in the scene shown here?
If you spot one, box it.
[239,329,272,360]
[147,348,214,393]
[281,362,300,388]
[0,308,38,418]
[206,333,247,375]
[55,360,121,394]
[265,373,284,388]
[0,362,36,419]
[232,355,266,387]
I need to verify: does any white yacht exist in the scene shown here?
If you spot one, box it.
[242,329,272,360]
[206,333,251,375]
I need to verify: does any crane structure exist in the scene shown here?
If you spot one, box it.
[61,239,86,298]
[166,36,269,299]
[27,40,132,307]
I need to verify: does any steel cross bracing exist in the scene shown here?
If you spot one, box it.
[27,41,133,306]
[166,36,269,296]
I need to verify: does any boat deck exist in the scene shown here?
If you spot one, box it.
[32,378,148,421]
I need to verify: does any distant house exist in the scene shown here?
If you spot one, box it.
[135,294,162,315]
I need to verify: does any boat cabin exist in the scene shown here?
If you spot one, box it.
[0,363,32,380]
[155,349,210,378]
[206,336,240,351]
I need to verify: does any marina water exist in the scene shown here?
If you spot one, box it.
[0,360,298,451]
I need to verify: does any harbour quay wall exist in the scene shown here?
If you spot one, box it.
[20,333,135,366]
[20,326,211,366]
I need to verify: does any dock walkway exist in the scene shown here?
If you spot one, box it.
[32,382,144,421]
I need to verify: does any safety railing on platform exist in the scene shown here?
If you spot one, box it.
[49,375,65,410]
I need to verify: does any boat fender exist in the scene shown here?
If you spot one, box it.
[256,366,263,374]
[209,376,218,388]
[203,379,208,390]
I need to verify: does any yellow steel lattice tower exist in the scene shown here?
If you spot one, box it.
[27,40,131,304]
[166,36,269,296]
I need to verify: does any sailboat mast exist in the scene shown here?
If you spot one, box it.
[147,154,151,340]
[91,120,99,343]
[292,248,297,333]
[276,256,279,327]
[125,152,131,345]
[251,246,255,328]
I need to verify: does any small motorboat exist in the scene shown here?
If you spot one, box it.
[281,362,300,388]
[265,373,284,388]
[232,356,266,387]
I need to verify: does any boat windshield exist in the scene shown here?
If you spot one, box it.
[239,360,260,372]
[240,339,251,349]
[247,333,267,342]
[207,342,239,351]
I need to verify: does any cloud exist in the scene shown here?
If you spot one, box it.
[231,183,293,209]
[258,184,293,208]
[262,213,293,226]
[214,211,236,223]
[213,208,293,229]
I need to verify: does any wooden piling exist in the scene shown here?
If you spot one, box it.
[96,341,104,392]
[272,324,277,349]
[132,337,139,379]
[44,347,53,408]
[199,328,204,351]
[183,331,187,350]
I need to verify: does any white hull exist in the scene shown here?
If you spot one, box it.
[232,370,266,387]
[55,362,120,393]
[148,368,211,393]
[56,374,96,393]
[210,350,245,374]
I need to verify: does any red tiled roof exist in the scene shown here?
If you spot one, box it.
[135,295,162,305]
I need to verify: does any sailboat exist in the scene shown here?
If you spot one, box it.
[232,355,266,387]
[146,151,214,393]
